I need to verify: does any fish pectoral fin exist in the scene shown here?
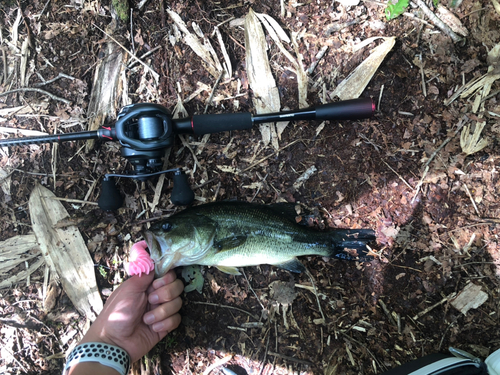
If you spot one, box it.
[215,265,242,275]
[275,258,306,273]
[215,235,247,252]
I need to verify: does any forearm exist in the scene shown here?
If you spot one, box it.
[66,362,121,375]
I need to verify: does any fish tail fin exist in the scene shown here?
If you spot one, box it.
[328,229,376,261]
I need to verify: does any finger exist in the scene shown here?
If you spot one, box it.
[143,296,183,325]
[146,270,177,294]
[154,270,177,289]
[148,278,184,304]
[152,313,182,335]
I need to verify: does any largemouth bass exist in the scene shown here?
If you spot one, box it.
[145,201,376,277]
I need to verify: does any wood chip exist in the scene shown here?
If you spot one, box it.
[451,282,488,315]
[29,184,103,320]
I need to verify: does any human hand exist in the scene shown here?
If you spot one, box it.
[79,270,183,363]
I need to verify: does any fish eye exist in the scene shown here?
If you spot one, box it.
[162,222,173,232]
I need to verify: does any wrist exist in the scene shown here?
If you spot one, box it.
[79,332,116,347]
[66,361,121,375]
[79,326,122,350]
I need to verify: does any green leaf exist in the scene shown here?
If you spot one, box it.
[385,0,410,20]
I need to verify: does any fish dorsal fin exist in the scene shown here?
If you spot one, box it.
[214,235,247,252]
[268,203,312,226]
[216,265,241,275]
[268,203,300,223]
[274,258,306,273]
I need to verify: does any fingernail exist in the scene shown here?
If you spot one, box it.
[152,322,164,332]
[149,294,159,304]
[153,278,166,289]
[144,313,155,324]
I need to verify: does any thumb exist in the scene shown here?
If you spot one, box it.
[127,271,155,293]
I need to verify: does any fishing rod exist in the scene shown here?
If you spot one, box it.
[0,98,375,210]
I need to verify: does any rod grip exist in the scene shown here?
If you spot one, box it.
[191,113,253,135]
[315,98,375,120]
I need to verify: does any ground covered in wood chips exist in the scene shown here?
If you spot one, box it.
[1,0,500,374]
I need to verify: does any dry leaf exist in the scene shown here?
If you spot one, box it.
[460,122,489,155]
[167,9,223,79]
[332,37,396,100]
[437,5,469,37]
[0,235,44,289]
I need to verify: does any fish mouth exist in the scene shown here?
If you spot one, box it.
[143,231,165,262]
[144,231,177,277]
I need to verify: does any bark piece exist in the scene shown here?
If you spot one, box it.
[29,184,103,320]
[86,39,125,151]
[244,8,281,148]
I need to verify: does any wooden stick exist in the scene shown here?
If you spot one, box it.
[0,88,71,104]
[191,301,258,320]
[241,139,303,173]
[377,84,384,111]
[378,299,397,327]
[412,292,456,320]
[202,354,232,375]
[204,71,224,114]
[34,72,75,87]
[413,0,463,43]
[50,197,99,205]
[92,23,160,83]
[463,182,480,217]
[411,115,468,203]
[305,267,325,323]
[419,54,426,97]
[241,269,265,310]
[382,160,414,190]
[1,49,6,86]
[267,351,313,366]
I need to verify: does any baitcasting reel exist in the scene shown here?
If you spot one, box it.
[0,98,375,210]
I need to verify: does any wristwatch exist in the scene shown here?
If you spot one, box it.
[63,342,131,375]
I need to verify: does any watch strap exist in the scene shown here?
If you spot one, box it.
[63,342,130,375]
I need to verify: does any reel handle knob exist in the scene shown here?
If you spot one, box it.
[98,177,124,211]
[171,170,195,206]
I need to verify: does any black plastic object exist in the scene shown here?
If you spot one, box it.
[315,98,375,120]
[251,97,375,124]
[115,103,174,151]
[170,170,195,206]
[98,177,124,211]
[191,113,253,134]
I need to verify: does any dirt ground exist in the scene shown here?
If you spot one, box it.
[1,0,500,374]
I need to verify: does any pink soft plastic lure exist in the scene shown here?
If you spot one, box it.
[124,240,155,277]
